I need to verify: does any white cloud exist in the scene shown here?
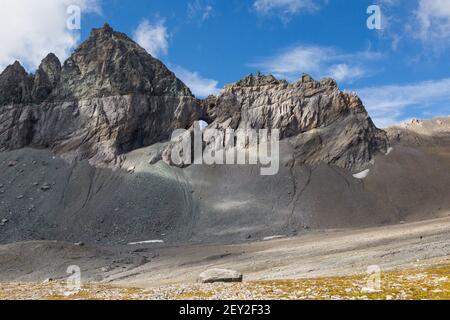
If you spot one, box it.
[253,0,321,18]
[172,65,220,98]
[0,0,101,71]
[416,0,450,40]
[133,19,169,58]
[327,64,365,83]
[355,78,450,128]
[377,0,450,49]
[188,0,214,22]
[251,46,330,77]
[249,45,381,83]
[132,16,219,98]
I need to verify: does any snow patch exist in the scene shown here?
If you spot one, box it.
[353,169,370,180]
[128,240,164,245]
[263,235,285,241]
[386,147,394,156]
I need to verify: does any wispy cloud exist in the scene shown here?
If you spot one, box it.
[249,45,383,83]
[355,78,450,128]
[0,0,101,71]
[328,64,366,83]
[171,65,220,98]
[188,0,215,23]
[416,0,450,41]
[253,0,325,21]
[133,15,219,98]
[376,0,450,51]
[133,19,169,58]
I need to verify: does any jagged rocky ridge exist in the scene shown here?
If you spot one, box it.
[0,24,387,170]
[0,24,201,165]
[200,74,387,170]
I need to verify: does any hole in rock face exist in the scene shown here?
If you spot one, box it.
[198,120,209,131]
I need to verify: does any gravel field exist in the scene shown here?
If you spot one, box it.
[1,260,448,300]
[1,216,449,299]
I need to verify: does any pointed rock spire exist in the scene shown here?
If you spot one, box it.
[32,53,62,102]
[90,23,114,39]
[53,23,192,100]
[0,61,33,106]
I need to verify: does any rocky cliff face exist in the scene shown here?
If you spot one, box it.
[31,53,62,103]
[0,24,201,165]
[0,61,34,106]
[0,24,386,170]
[51,24,192,101]
[200,74,387,171]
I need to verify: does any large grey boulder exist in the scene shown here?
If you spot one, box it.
[198,268,243,283]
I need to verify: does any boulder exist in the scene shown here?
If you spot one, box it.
[198,268,243,283]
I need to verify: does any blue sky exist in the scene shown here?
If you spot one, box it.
[1,0,449,127]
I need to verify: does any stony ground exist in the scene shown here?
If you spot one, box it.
[1,261,448,300]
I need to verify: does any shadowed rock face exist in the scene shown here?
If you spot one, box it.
[32,53,62,103]
[0,61,34,106]
[0,24,386,170]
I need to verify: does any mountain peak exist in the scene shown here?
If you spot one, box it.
[0,60,33,106]
[101,22,113,32]
[0,24,194,104]
[4,61,28,76]
[49,24,193,100]
[32,53,62,102]
[11,60,24,69]
[232,73,286,87]
[41,53,60,64]
[90,23,114,37]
